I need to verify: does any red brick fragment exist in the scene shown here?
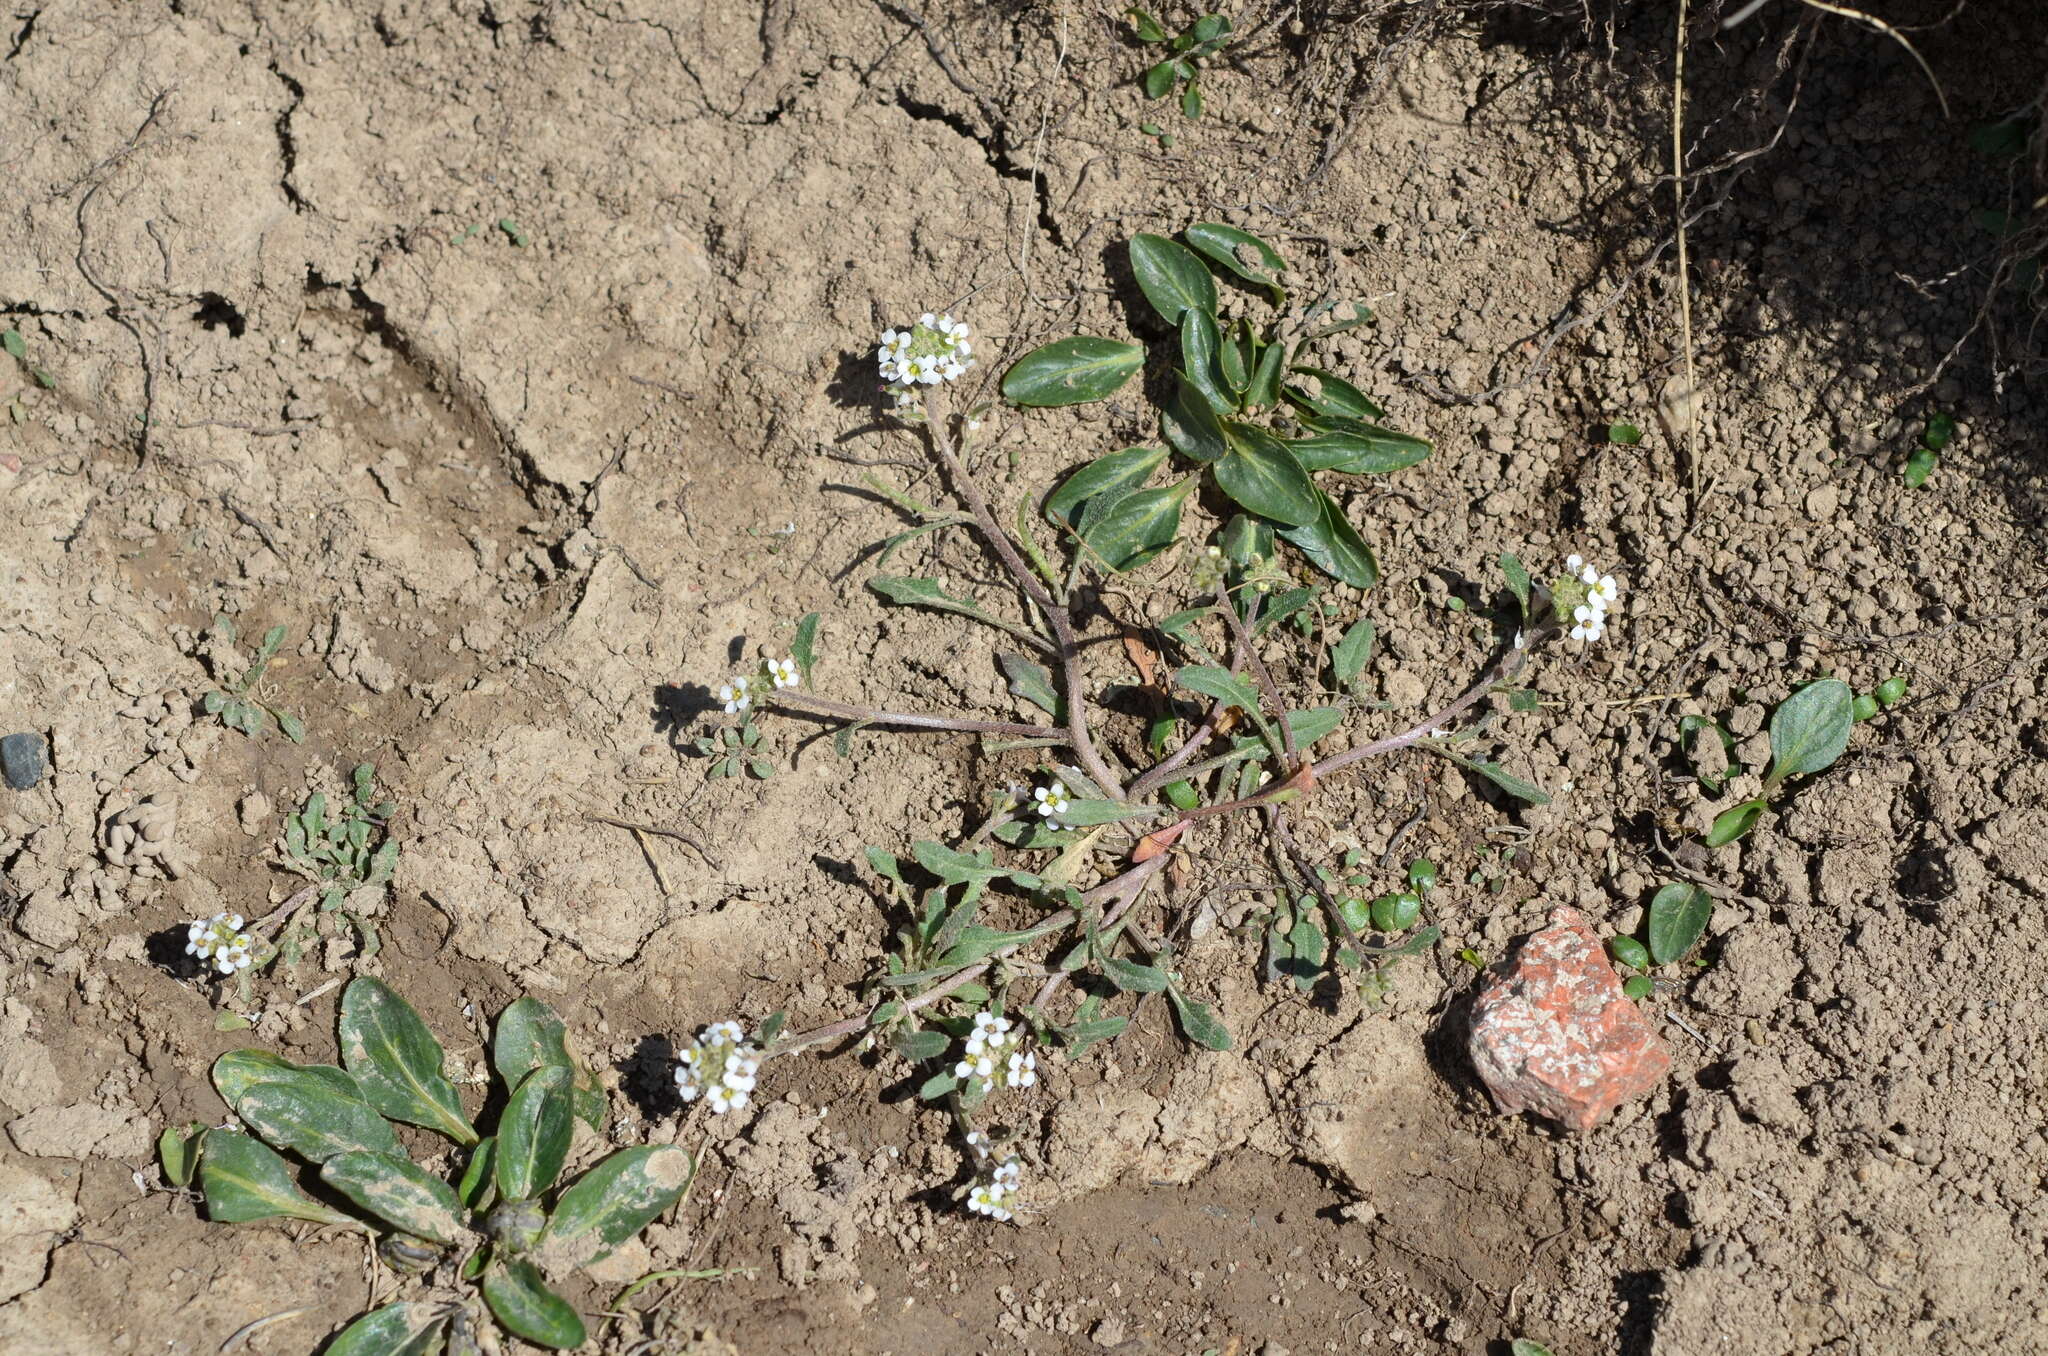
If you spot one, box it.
[1467,906,1672,1131]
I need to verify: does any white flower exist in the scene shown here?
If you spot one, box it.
[767,657,800,689]
[186,912,256,976]
[877,311,977,406]
[676,1021,762,1115]
[1032,784,1070,827]
[1005,1050,1037,1088]
[1560,556,1620,646]
[965,1130,987,1152]
[967,1157,1023,1222]
[718,675,752,714]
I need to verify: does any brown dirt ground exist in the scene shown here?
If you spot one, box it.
[4,2,2047,1353]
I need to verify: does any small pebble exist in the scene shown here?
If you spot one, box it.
[1,732,47,789]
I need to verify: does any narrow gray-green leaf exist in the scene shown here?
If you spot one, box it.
[495,1065,574,1202]
[997,652,1060,716]
[1166,987,1232,1051]
[1160,371,1232,464]
[1175,664,1261,713]
[325,1302,447,1356]
[867,575,1053,653]
[197,1129,363,1228]
[540,1144,695,1269]
[1286,418,1432,475]
[1081,476,1194,572]
[1044,445,1166,525]
[932,925,1041,970]
[483,1259,587,1350]
[1063,1016,1129,1054]
[1646,882,1713,966]
[1278,489,1378,589]
[1213,424,1318,526]
[1332,618,1376,687]
[1184,222,1287,291]
[320,1151,465,1244]
[1437,751,1551,805]
[1002,336,1144,407]
[791,611,820,680]
[1101,956,1170,992]
[1129,232,1218,324]
[233,1081,405,1164]
[1765,678,1853,788]
[1053,798,1166,827]
[1705,798,1769,847]
[1284,365,1383,420]
[1500,553,1532,622]
[339,978,477,1145]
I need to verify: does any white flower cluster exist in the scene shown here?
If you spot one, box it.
[1564,554,1620,644]
[766,657,800,689]
[967,1156,1023,1222]
[186,912,254,975]
[952,1010,1037,1094]
[1031,782,1070,830]
[877,314,974,407]
[718,675,752,714]
[675,1020,762,1115]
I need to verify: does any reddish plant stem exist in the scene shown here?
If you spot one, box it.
[1126,595,1258,800]
[767,690,1054,740]
[1211,581,1299,770]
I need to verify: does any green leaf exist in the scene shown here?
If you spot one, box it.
[202,689,228,715]
[997,652,1060,716]
[1165,986,1232,1050]
[1100,956,1171,992]
[1129,233,1217,325]
[1142,58,1178,98]
[932,925,1039,969]
[233,1080,404,1165]
[868,575,1049,651]
[158,1123,203,1188]
[1055,797,1162,827]
[1127,8,1168,43]
[212,1050,364,1107]
[1331,618,1376,688]
[892,1028,953,1062]
[1622,975,1655,1000]
[1181,80,1202,119]
[320,1151,466,1243]
[491,997,605,1132]
[1063,1016,1129,1054]
[1278,489,1378,589]
[1493,559,1532,629]
[276,711,306,743]
[1160,371,1232,464]
[458,1136,498,1211]
[865,845,906,886]
[1175,664,1260,713]
[1511,1341,1558,1356]
[197,1129,363,1228]
[1300,299,1375,338]
[1764,678,1853,789]
[325,1302,448,1356]
[910,840,1008,888]
[918,1071,960,1100]
[1213,425,1319,526]
[1607,422,1643,445]
[1647,883,1713,966]
[1218,514,1273,567]
[0,329,24,359]
[1243,339,1285,409]
[339,978,477,1145]
[1922,411,1956,451]
[1438,751,1550,805]
[542,1144,695,1268]
[1179,308,1235,413]
[791,611,820,681]
[1223,706,1346,757]
[1219,320,1251,391]
[1081,476,1194,572]
[1286,418,1431,475]
[1902,445,1938,488]
[495,1065,575,1202]
[1705,797,1769,847]
[1283,365,1382,420]
[1002,336,1145,407]
[483,1259,587,1350]
[1184,222,1286,292]
[1609,935,1651,971]
[1044,445,1167,525]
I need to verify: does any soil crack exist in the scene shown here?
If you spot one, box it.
[891,92,1063,247]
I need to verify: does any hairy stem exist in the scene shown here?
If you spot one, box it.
[1212,582,1299,770]
[1127,593,1259,800]
[767,690,1054,740]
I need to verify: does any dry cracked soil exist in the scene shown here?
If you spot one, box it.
[3,1,2047,1354]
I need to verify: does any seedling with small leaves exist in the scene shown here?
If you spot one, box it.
[1694,674,1899,847]
[276,763,400,961]
[2,326,58,425]
[1902,411,1954,488]
[1128,9,1232,118]
[200,617,306,742]
[1610,881,1714,999]
[166,979,685,1353]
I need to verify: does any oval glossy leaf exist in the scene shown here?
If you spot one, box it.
[213,1050,363,1108]
[495,1065,574,1202]
[1081,477,1194,572]
[1160,371,1232,464]
[1178,308,1235,413]
[1705,797,1769,847]
[541,1144,695,1269]
[1219,513,1273,565]
[1218,320,1251,391]
[326,1302,446,1356]
[1243,339,1286,410]
[1765,678,1853,788]
[493,997,605,1133]
[1002,336,1144,407]
[1213,425,1319,526]
[1129,232,1218,324]
[234,1081,404,1165]
[198,1129,363,1228]
[1285,365,1383,420]
[1278,490,1378,589]
[339,978,477,1145]
[1044,445,1166,526]
[1287,418,1432,475]
[1184,222,1287,291]
[483,1258,587,1351]
[1174,664,1261,714]
[1142,58,1177,98]
[1647,883,1714,966]
[458,1135,498,1211]
[1610,934,1652,971]
[321,1151,466,1244]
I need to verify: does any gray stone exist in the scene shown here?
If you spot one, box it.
[0,733,46,790]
